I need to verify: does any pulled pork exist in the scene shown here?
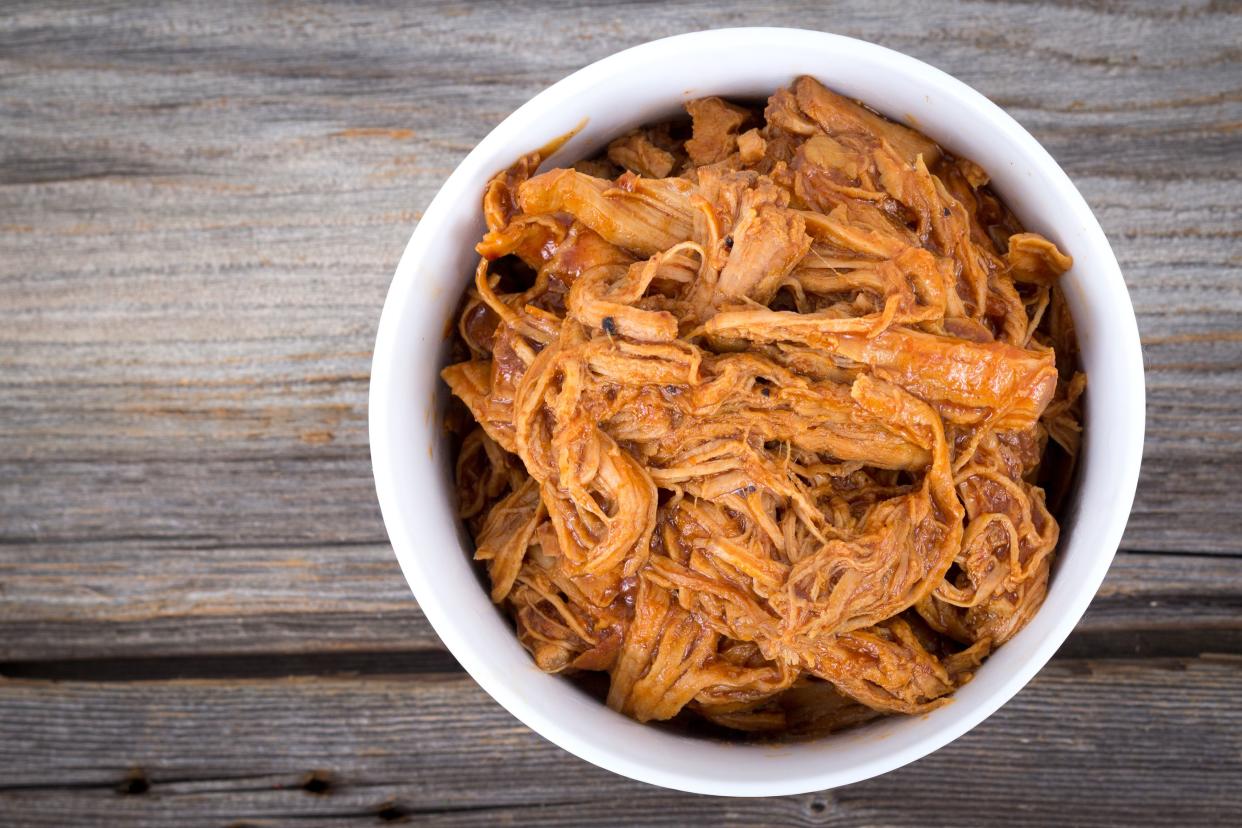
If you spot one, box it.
[443,76,1084,735]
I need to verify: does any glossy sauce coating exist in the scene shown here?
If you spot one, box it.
[443,76,1084,734]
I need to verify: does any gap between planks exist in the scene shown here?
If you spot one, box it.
[3,632,1241,683]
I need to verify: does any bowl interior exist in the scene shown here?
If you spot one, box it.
[370,28,1144,796]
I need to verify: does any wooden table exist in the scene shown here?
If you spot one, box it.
[2,2,1239,824]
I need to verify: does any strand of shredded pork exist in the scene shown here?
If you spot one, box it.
[442,76,1085,735]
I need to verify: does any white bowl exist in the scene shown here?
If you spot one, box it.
[369,28,1145,796]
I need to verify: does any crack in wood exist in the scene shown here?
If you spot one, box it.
[2,625,1240,684]
[0,650,464,682]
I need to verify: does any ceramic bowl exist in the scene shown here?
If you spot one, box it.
[369,27,1145,796]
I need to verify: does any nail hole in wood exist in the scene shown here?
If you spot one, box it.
[118,768,149,796]
[376,800,411,822]
[301,770,332,795]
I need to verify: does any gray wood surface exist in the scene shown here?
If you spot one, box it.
[2,0,1240,824]
[1,659,1240,827]
[0,543,1238,661]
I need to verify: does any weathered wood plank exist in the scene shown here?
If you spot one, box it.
[2,1,1240,567]
[0,657,1238,826]
[1,547,1238,661]
[0,541,432,660]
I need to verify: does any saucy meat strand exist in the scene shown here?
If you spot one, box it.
[442,76,1084,735]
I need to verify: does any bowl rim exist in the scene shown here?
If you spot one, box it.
[370,26,1146,796]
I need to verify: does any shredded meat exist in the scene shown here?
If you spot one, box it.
[443,76,1084,735]
[607,128,677,179]
[685,97,752,165]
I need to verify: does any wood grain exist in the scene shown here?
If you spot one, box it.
[1,0,1240,822]
[2,547,1238,662]
[2,0,1240,554]
[0,658,1238,827]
